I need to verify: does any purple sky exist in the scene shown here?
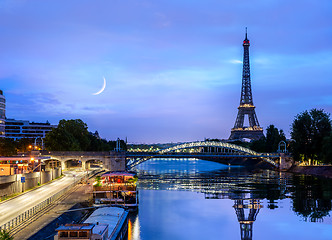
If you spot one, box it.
[1,0,331,143]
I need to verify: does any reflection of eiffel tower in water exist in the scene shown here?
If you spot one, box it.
[233,199,262,240]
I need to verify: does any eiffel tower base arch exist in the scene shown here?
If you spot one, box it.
[229,129,264,141]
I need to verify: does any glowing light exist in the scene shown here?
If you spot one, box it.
[128,219,132,240]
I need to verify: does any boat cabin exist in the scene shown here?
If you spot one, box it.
[93,172,138,208]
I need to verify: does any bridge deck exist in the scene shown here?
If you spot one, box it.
[126,151,280,158]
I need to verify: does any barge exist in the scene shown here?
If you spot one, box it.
[54,207,128,240]
[93,171,138,210]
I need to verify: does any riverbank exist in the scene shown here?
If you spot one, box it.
[287,165,332,179]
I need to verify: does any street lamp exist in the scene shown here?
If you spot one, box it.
[39,159,42,185]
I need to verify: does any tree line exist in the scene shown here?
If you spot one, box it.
[250,108,332,165]
[0,119,126,156]
[44,119,126,151]
[0,137,36,156]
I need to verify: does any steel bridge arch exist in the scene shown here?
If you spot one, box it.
[127,141,278,168]
[157,141,259,155]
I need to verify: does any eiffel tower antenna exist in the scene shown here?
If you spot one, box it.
[229,29,264,140]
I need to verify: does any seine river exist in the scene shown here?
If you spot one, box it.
[127,159,332,240]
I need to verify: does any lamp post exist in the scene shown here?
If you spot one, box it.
[51,159,53,180]
[39,159,42,185]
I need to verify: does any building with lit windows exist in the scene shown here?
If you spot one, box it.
[5,119,57,143]
[0,90,57,147]
[0,90,5,138]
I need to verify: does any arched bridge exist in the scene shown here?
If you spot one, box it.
[32,141,280,171]
[126,141,279,170]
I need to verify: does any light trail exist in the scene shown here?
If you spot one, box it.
[0,170,86,226]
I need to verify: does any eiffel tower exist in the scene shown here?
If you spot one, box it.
[229,29,264,140]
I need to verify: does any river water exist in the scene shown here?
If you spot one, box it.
[127,159,332,240]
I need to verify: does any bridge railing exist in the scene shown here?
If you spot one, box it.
[0,170,96,233]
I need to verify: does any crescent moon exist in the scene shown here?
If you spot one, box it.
[93,77,106,95]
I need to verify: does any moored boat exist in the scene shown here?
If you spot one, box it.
[92,171,138,210]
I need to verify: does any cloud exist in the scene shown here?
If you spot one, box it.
[1,0,331,142]
[229,59,242,64]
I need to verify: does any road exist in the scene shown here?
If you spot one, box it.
[0,170,87,227]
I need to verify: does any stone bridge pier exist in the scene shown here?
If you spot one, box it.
[103,152,126,171]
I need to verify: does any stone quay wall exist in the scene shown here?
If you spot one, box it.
[288,165,332,179]
[0,167,61,200]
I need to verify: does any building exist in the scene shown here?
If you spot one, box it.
[0,90,57,143]
[0,164,14,176]
[5,118,57,144]
[0,90,5,138]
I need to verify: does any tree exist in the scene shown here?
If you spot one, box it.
[0,229,13,240]
[250,137,267,153]
[250,125,286,153]
[87,134,113,151]
[15,138,35,152]
[44,119,90,151]
[265,125,286,152]
[0,138,17,156]
[290,109,331,164]
[322,133,332,164]
[44,119,127,151]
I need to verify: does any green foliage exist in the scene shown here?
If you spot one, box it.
[127,176,138,184]
[15,138,35,152]
[44,119,127,151]
[265,125,286,152]
[95,176,102,187]
[250,137,267,153]
[290,109,331,163]
[250,125,286,153]
[0,229,13,240]
[0,138,17,156]
[322,132,332,164]
[44,119,89,151]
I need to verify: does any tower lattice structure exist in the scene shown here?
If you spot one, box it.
[229,29,264,140]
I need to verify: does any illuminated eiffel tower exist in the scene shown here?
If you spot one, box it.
[229,29,264,140]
